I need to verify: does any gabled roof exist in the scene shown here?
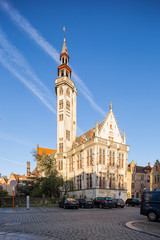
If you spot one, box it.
[37,145,56,155]
[74,104,124,146]
[136,166,148,173]
[0,177,8,184]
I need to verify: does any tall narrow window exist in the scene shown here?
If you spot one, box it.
[66,101,70,111]
[112,152,115,166]
[66,88,70,97]
[99,172,102,188]
[90,174,92,188]
[109,151,111,166]
[59,87,63,95]
[59,114,63,121]
[103,149,105,165]
[62,57,64,64]
[61,70,64,76]
[59,143,63,153]
[66,130,70,141]
[102,173,106,188]
[87,174,89,188]
[109,174,112,188]
[59,100,63,109]
[90,149,93,165]
[99,148,102,164]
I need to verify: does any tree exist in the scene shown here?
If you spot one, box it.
[32,149,64,198]
[0,190,8,197]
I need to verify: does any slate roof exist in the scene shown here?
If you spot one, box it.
[136,166,148,173]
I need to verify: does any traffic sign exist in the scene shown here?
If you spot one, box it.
[0,185,3,190]
[10,180,17,187]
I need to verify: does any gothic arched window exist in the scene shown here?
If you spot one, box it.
[66,101,70,110]
[59,100,63,109]
[66,88,70,97]
[59,87,63,95]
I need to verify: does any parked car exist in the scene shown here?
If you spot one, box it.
[113,199,125,208]
[140,191,160,222]
[59,198,79,209]
[125,198,141,207]
[78,198,94,208]
[93,197,114,208]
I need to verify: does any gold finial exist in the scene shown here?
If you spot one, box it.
[63,26,65,39]
[110,102,113,111]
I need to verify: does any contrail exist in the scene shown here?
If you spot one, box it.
[0,157,26,166]
[0,0,106,116]
[0,28,56,114]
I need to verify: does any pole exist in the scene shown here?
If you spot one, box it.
[13,187,14,211]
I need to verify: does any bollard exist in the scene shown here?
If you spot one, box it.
[26,195,30,210]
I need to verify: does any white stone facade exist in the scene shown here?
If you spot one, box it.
[55,36,129,201]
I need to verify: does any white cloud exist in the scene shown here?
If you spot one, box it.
[0,0,106,116]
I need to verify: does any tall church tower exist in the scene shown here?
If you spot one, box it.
[55,31,77,154]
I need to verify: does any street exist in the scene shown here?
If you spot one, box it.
[0,206,159,240]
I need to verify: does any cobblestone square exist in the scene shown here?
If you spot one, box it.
[0,206,159,240]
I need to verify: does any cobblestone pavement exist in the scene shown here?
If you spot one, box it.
[0,206,159,240]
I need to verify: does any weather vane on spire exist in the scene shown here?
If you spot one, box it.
[63,26,65,38]
[110,102,113,111]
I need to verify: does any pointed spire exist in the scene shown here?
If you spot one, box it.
[122,129,126,144]
[95,120,98,137]
[62,26,68,54]
[110,102,113,112]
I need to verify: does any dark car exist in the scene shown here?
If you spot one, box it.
[140,191,160,222]
[78,198,94,208]
[59,198,79,209]
[113,199,125,208]
[93,197,114,208]
[125,198,141,207]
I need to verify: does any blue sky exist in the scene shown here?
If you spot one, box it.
[0,0,160,177]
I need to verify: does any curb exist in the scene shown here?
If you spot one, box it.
[125,220,160,238]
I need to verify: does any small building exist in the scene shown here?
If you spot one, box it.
[150,160,160,191]
[127,160,151,199]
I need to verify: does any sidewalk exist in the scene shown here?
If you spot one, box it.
[126,219,160,238]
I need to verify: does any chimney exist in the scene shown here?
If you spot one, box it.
[27,161,30,176]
